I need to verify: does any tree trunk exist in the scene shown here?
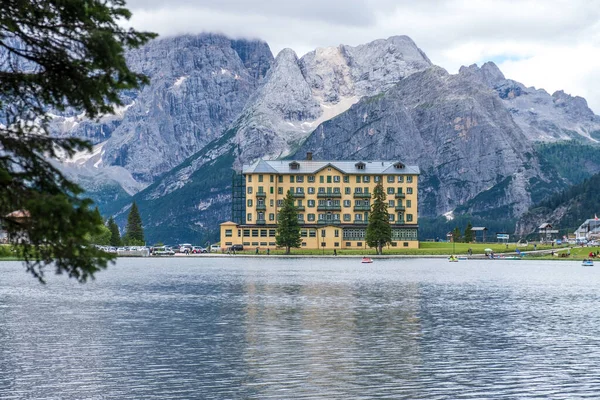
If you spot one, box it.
[285,246,290,255]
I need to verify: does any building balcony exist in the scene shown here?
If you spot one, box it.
[317,219,341,225]
[256,204,267,211]
[256,219,266,225]
[395,192,405,199]
[295,206,305,211]
[317,205,341,211]
[292,192,305,198]
[353,205,371,211]
[395,205,406,211]
[255,192,267,198]
[353,220,368,224]
[317,192,342,198]
[353,192,371,198]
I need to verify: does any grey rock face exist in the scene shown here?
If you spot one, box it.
[460,62,600,142]
[296,66,544,217]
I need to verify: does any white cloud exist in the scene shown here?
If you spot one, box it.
[127,0,600,112]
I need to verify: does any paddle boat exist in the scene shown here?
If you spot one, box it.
[448,255,459,262]
[361,257,373,264]
[582,259,594,267]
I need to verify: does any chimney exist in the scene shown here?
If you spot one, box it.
[306,152,313,161]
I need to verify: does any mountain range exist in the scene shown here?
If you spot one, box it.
[51,33,600,243]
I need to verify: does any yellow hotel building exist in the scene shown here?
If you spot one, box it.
[220,155,419,250]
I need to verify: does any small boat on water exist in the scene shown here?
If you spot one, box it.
[582,259,594,267]
[448,256,459,262]
[361,257,373,264]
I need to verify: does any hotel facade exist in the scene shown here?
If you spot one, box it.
[219,155,419,250]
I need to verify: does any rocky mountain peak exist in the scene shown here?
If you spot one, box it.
[458,62,505,88]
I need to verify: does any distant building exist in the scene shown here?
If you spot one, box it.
[470,227,487,242]
[219,155,420,250]
[538,223,558,242]
[575,218,600,241]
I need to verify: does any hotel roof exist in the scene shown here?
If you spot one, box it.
[243,159,420,175]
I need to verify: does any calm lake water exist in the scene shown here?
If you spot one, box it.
[1,257,600,399]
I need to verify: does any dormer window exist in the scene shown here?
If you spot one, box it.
[393,162,405,169]
[289,161,300,170]
[355,162,365,170]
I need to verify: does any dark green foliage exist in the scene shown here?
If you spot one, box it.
[276,190,302,254]
[536,142,600,185]
[0,1,155,281]
[419,215,516,242]
[464,221,474,243]
[124,202,145,245]
[452,227,462,243]
[108,216,121,247]
[366,181,391,255]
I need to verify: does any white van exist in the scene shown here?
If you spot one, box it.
[210,244,221,252]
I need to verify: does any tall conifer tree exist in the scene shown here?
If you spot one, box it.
[108,217,122,247]
[366,180,391,255]
[124,202,145,245]
[276,190,302,255]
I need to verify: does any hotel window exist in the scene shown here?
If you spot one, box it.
[308,200,315,207]
[225,229,232,237]
[277,200,283,207]
[270,199,274,206]
[363,176,370,183]
[269,213,275,221]
[333,187,340,194]
[407,188,413,194]
[363,200,370,206]
[355,187,362,193]
[389,200,395,207]
[321,229,326,237]
[318,187,325,194]
[308,175,315,182]
[346,242,351,247]
[407,214,413,222]
[243,229,250,237]
[398,176,404,183]
[334,242,339,247]
[247,199,253,207]
[258,175,263,182]
[301,230,308,237]
[290,175,295,183]
[343,176,349,183]
[258,212,264,220]
[309,230,316,237]
[343,214,351,221]
[333,176,340,183]
[296,187,304,194]
[407,176,413,183]
[269,229,276,237]
[327,176,332,183]
[389,214,395,222]
[355,214,362,220]
[387,176,395,183]
[345,187,351,194]
[356,176,361,183]
[247,213,252,221]
[248,175,252,182]
[335,230,339,237]
[258,186,264,193]
[397,187,403,194]
[297,175,304,183]
[278,187,283,194]
[297,200,303,207]
[374,176,380,182]
[257,199,264,206]
[297,214,304,222]
[308,187,315,194]
[320,176,324,183]
[387,187,394,194]
[278,176,283,183]
[354,200,361,206]
[406,200,412,208]
[247,187,253,194]
[238,230,241,237]
[319,200,326,206]
[344,200,351,207]
[270,187,274,194]
[308,213,315,221]
[252,229,259,237]
[260,229,267,237]
[270,175,274,183]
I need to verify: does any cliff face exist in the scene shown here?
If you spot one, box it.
[295,66,544,218]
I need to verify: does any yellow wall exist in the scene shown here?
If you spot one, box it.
[220,165,419,250]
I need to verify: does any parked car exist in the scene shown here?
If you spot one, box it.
[179,243,193,253]
[230,244,244,251]
[191,246,207,254]
[153,246,175,256]
[210,244,221,252]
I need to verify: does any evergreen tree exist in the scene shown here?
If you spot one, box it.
[124,202,145,246]
[276,190,302,255]
[0,1,155,282]
[452,227,462,243]
[366,181,391,255]
[464,221,474,243]
[108,217,122,247]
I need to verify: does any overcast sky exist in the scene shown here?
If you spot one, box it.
[127,0,600,113]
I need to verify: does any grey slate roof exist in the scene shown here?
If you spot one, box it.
[243,160,420,175]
